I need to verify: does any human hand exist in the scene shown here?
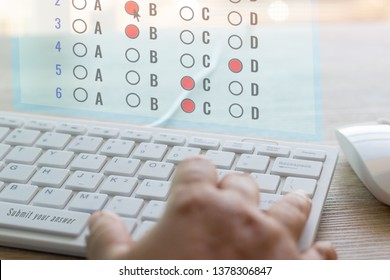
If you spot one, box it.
[86,157,337,259]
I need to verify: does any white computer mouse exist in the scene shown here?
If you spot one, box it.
[335,121,390,206]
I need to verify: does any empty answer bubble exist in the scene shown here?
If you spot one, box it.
[72,19,88,34]
[73,43,88,57]
[73,65,88,80]
[126,48,140,63]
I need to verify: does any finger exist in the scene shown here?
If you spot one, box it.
[267,191,312,241]
[86,211,133,259]
[219,173,259,206]
[171,156,218,191]
[301,241,337,260]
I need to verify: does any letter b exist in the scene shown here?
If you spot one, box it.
[150,3,157,16]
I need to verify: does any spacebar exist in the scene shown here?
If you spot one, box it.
[0,202,90,237]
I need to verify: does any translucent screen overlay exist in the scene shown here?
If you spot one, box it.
[12,0,323,140]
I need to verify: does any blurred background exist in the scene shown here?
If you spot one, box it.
[318,0,390,22]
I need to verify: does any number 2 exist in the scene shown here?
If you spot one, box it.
[55,0,60,6]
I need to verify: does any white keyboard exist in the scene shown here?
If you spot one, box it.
[0,111,338,257]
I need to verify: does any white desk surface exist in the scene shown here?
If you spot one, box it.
[1,21,390,260]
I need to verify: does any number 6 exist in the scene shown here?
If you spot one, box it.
[56,87,63,99]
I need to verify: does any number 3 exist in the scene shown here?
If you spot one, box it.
[55,18,61,29]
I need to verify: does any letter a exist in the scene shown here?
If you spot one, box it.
[95,0,102,11]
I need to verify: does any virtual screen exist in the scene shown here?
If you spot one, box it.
[12,0,323,140]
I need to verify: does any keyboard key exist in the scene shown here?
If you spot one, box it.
[100,139,135,157]
[37,150,74,168]
[141,200,167,221]
[104,157,141,177]
[138,161,174,181]
[4,129,41,146]
[0,117,23,128]
[235,154,270,173]
[282,177,317,198]
[0,163,36,184]
[68,136,103,153]
[188,136,220,150]
[88,126,119,139]
[0,183,38,204]
[65,171,104,192]
[68,192,108,213]
[293,148,327,162]
[70,153,107,172]
[166,146,201,164]
[99,175,137,196]
[222,141,254,153]
[105,196,144,218]
[5,146,42,165]
[154,133,186,146]
[25,120,55,132]
[35,132,71,150]
[0,127,10,141]
[133,143,168,161]
[31,167,70,188]
[56,123,87,135]
[0,144,11,160]
[257,145,290,158]
[136,179,171,200]
[32,187,72,209]
[121,130,152,142]
[0,201,90,237]
[251,173,280,194]
[271,158,323,179]
[205,150,235,169]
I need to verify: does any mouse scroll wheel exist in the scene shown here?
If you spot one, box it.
[377,118,390,125]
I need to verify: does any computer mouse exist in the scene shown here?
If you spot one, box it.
[335,121,390,206]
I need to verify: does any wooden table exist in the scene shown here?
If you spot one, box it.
[1,20,390,260]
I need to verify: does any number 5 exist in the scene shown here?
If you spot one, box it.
[56,64,62,75]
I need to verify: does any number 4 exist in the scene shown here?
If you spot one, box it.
[55,41,61,52]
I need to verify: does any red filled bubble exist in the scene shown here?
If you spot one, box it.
[228,58,243,73]
[125,24,139,39]
[181,76,195,91]
[125,1,139,16]
[181,99,196,113]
